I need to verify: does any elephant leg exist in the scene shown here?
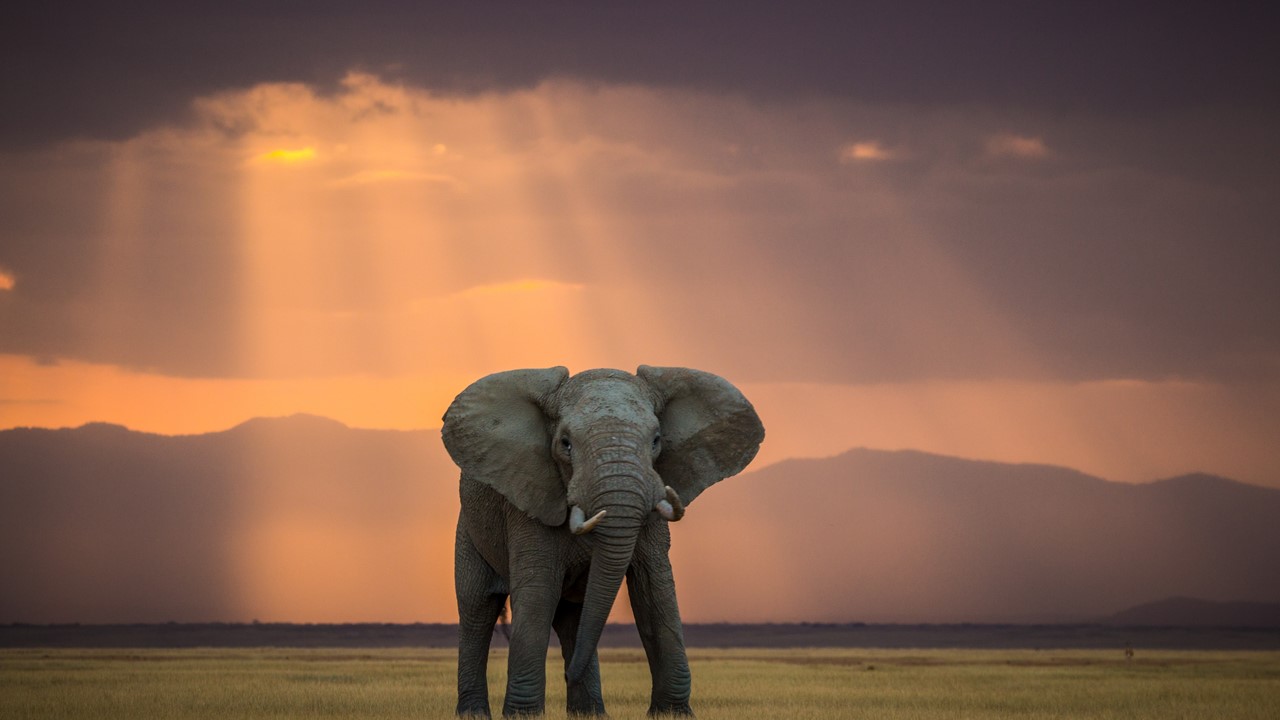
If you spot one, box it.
[502,570,562,716]
[553,599,605,716]
[456,520,508,717]
[627,523,693,716]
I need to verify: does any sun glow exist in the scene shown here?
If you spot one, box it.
[220,77,708,385]
[0,269,14,290]
[840,141,893,162]
[257,146,317,164]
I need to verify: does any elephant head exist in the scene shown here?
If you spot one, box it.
[441,366,764,682]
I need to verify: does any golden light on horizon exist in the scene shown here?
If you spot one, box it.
[0,354,465,433]
[0,268,14,290]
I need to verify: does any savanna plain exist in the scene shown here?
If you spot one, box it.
[3,647,1278,720]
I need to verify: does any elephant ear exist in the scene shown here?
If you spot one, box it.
[441,367,570,526]
[638,365,765,506]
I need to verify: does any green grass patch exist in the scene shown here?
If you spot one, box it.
[2,647,1278,719]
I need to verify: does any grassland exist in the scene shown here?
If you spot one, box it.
[3,647,1278,719]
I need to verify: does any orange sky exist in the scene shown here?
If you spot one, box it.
[3,76,1279,487]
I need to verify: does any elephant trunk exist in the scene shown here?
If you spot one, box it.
[566,490,645,684]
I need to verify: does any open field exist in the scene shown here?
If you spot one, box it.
[3,647,1279,719]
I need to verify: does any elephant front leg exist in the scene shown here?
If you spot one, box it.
[502,578,561,716]
[627,524,693,716]
[456,521,509,717]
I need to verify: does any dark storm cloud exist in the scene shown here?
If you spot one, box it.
[5,1,1278,149]
[529,98,1280,384]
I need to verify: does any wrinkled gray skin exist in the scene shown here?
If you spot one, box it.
[442,366,764,717]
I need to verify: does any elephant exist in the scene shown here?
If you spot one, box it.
[441,366,764,717]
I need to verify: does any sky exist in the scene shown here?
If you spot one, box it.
[3,2,1280,489]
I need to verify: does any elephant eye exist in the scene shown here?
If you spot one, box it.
[560,437,572,455]
[652,433,661,449]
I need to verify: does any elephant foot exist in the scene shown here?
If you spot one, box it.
[457,693,492,717]
[648,701,694,717]
[501,701,545,717]
[566,680,606,716]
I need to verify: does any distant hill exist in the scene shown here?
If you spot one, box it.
[669,449,1280,623]
[0,416,460,624]
[2,419,1278,624]
[1104,597,1280,627]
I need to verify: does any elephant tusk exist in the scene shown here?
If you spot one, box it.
[656,485,686,521]
[569,505,607,535]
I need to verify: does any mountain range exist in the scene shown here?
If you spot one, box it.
[2,415,1277,624]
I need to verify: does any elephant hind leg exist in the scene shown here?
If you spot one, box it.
[456,521,508,717]
[553,599,605,716]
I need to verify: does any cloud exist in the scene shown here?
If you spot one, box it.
[1,77,1277,386]
[839,141,894,162]
[985,133,1049,159]
[4,4,1278,150]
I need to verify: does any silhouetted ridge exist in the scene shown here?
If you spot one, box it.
[74,421,135,434]
[1149,472,1273,495]
[1105,597,1280,627]
[225,413,351,434]
[680,447,1280,623]
[0,417,456,624]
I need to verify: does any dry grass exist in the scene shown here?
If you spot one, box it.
[3,647,1279,719]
